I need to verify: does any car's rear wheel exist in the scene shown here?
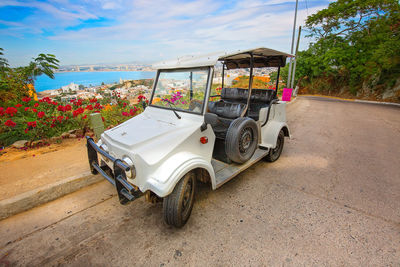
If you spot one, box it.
[266,130,284,162]
[225,117,258,164]
[163,171,196,228]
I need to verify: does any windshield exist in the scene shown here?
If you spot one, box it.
[150,68,210,114]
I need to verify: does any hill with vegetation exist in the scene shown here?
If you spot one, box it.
[278,0,400,102]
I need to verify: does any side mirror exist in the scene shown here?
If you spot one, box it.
[201,113,218,131]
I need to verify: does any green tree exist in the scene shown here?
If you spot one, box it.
[0,50,59,104]
[294,0,400,95]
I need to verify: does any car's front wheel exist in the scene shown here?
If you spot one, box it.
[163,171,196,228]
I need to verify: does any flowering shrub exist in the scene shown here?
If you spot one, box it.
[0,95,147,147]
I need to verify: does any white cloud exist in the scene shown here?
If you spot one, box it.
[1,0,331,65]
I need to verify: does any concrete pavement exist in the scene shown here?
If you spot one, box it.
[1,96,399,266]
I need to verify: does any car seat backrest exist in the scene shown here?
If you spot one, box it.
[221,88,275,103]
[208,101,245,119]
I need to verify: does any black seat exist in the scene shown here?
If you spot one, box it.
[208,101,244,119]
[210,88,276,121]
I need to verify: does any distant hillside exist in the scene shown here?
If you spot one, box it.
[289,0,400,103]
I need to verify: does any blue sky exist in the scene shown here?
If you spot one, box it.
[0,0,332,67]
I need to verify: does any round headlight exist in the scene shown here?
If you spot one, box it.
[126,165,136,179]
[122,157,136,179]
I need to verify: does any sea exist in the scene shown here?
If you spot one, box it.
[35,71,156,92]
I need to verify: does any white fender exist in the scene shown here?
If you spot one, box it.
[260,102,291,149]
[142,152,215,197]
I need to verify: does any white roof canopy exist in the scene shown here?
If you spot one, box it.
[153,47,293,70]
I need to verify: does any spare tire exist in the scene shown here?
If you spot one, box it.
[225,117,258,164]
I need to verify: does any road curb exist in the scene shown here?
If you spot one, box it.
[0,171,102,220]
[300,94,400,107]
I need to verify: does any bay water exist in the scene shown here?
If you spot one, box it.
[35,71,155,92]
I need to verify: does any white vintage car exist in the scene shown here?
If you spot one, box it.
[86,47,292,227]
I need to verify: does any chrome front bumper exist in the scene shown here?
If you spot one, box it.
[86,136,142,204]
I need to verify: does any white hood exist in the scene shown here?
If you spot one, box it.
[101,107,203,165]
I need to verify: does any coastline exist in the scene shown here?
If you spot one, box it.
[54,70,154,73]
[35,70,155,92]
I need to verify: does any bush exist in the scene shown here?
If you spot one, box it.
[0,95,147,147]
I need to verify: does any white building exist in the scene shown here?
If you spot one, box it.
[61,82,79,93]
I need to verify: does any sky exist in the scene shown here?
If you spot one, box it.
[0,0,333,67]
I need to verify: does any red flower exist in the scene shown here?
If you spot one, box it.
[25,128,29,133]
[73,107,84,117]
[82,115,87,119]
[102,116,105,122]
[57,105,65,112]
[86,104,93,110]
[32,108,38,113]
[4,119,16,127]
[50,124,55,128]
[22,97,31,102]
[90,98,97,103]
[5,107,18,116]
[65,116,69,120]
[129,108,136,116]
[57,115,64,122]
[122,111,129,117]
[138,95,146,101]
[94,103,103,109]
[74,99,83,106]
[24,107,29,111]
[15,104,23,108]
[64,104,72,111]
[40,97,51,103]
[34,103,39,107]
[37,111,45,118]
[0,107,4,116]
[27,121,37,128]
[123,102,127,108]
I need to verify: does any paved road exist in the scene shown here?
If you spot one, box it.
[1,96,399,266]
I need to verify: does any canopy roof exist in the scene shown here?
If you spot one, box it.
[153,47,293,70]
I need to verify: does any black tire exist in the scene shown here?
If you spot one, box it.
[266,130,284,162]
[225,117,258,164]
[163,172,196,228]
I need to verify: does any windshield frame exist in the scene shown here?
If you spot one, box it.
[149,67,212,116]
